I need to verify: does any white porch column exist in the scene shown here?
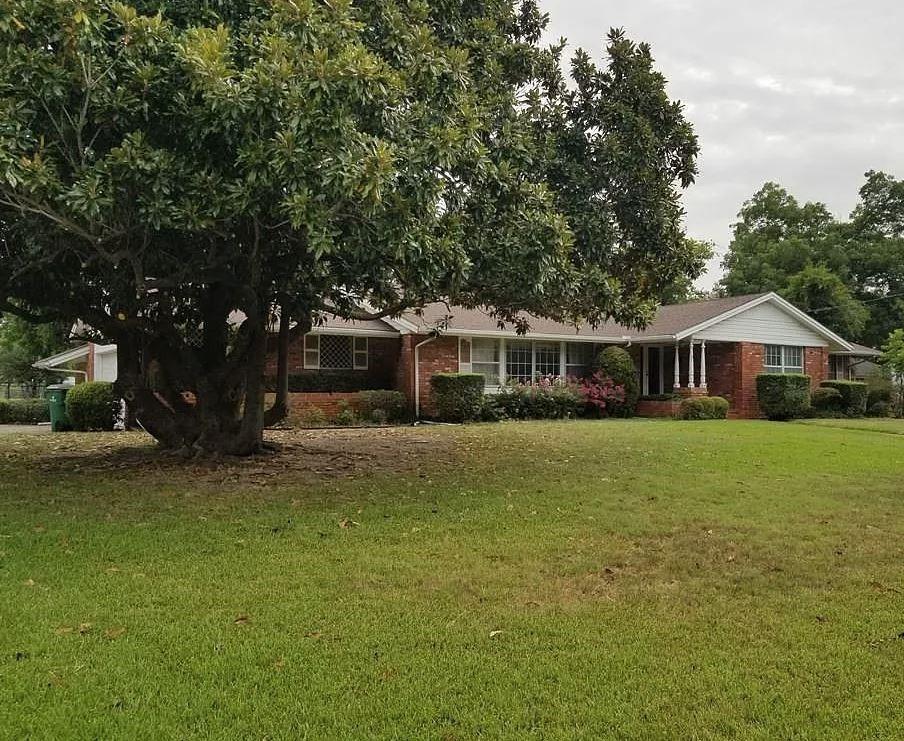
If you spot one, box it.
[700,340,708,390]
[673,341,681,390]
[687,338,695,389]
[642,346,650,396]
[499,337,507,386]
[559,341,567,379]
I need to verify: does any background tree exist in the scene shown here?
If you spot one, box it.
[783,265,869,339]
[0,316,70,397]
[0,1,698,455]
[659,238,714,304]
[719,177,904,344]
[880,329,904,417]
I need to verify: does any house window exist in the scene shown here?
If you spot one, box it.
[566,343,594,378]
[303,335,368,370]
[534,343,560,379]
[764,345,804,374]
[471,338,500,386]
[506,341,533,383]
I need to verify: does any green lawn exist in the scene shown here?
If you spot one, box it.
[1,421,903,739]
[797,416,904,435]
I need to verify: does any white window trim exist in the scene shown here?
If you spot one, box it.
[303,334,320,370]
[353,336,369,370]
[764,344,805,374]
[304,334,368,371]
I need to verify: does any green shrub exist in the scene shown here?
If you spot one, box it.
[430,373,485,422]
[334,400,358,427]
[594,347,639,417]
[811,387,844,413]
[756,374,811,421]
[0,398,50,425]
[65,382,120,431]
[677,396,730,420]
[641,393,681,402]
[820,381,868,416]
[868,401,891,418]
[867,387,892,408]
[492,381,584,420]
[298,407,329,428]
[356,390,408,423]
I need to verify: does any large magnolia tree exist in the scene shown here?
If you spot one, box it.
[0,0,699,455]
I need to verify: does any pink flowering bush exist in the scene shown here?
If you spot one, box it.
[575,371,626,415]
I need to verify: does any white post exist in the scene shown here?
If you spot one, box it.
[700,340,708,390]
[642,346,650,396]
[687,338,695,389]
[499,338,507,386]
[560,341,567,380]
[673,342,681,390]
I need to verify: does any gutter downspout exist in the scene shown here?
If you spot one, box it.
[413,336,437,420]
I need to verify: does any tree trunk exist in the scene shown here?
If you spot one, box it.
[264,305,291,428]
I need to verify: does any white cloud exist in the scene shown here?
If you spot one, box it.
[540,0,904,289]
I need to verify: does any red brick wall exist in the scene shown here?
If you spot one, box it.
[265,392,360,422]
[728,343,830,419]
[637,399,682,418]
[704,342,737,407]
[412,335,460,417]
[805,347,829,389]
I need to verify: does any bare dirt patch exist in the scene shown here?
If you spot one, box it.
[1,426,459,489]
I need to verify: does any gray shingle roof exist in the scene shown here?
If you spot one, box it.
[401,293,770,340]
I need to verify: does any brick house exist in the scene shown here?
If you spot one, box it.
[262,292,879,419]
[35,292,880,420]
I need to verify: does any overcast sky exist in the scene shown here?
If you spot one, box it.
[541,0,904,288]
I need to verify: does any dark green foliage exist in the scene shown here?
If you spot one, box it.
[677,396,730,420]
[720,174,904,346]
[430,374,485,423]
[594,347,639,417]
[491,383,584,420]
[756,374,811,421]
[333,401,358,428]
[0,1,699,455]
[868,401,891,418]
[811,387,844,413]
[266,373,382,394]
[356,391,408,423]
[65,382,120,432]
[867,386,892,408]
[0,397,49,424]
[820,381,868,416]
[641,393,681,402]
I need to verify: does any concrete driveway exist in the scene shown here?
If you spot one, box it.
[0,425,50,436]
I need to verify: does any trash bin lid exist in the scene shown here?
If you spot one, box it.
[47,383,74,390]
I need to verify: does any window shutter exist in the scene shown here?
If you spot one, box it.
[353,337,368,370]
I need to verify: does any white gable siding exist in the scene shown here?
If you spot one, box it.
[695,301,828,346]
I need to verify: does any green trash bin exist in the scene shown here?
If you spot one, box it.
[46,384,72,432]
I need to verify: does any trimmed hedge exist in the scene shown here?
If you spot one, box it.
[265,372,380,394]
[677,396,730,420]
[756,374,811,420]
[0,398,50,425]
[65,382,120,431]
[430,373,485,422]
[356,390,408,423]
[820,381,868,416]
[868,401,891,418]
[594,347,639,417]
[811,387,844,413]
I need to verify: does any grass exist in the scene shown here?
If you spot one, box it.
[797,416,904,435]
[1,420,903,739]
